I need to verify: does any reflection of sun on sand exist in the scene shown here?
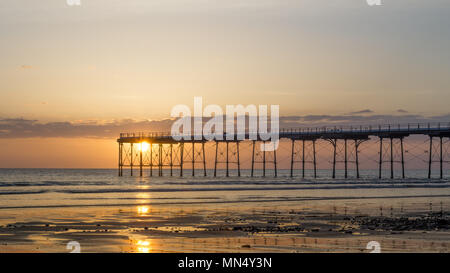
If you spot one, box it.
[136,240,151,253]
[124,238,153,253]
[1,203,449,253]
[137,206,150,215]
[1,181,449,253]
[136,193,151,204]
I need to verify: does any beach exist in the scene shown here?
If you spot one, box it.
[0,169,449,253]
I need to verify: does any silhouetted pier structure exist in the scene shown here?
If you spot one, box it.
[117,123,450,179]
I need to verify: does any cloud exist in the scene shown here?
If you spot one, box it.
[349,109,374,114]
[279,113,450,128]
[19,65,33,70]
[397,109,408,113]
[0,118,175,139]
[0,113,448,139]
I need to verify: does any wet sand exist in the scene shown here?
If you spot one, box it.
[1,169,449,252]
[0,200,449,253]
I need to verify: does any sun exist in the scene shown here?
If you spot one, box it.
[139,142,150,152]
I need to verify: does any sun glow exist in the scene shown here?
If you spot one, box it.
[137,205,150,215]
[139,142,150,152]
[136,240,151,253]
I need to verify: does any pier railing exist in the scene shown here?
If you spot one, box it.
[119,122,450,139]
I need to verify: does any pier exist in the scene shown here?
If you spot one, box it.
[117,123,450,179]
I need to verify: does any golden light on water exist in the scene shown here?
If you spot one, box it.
[137,205,150,215]
[136,192,151,203]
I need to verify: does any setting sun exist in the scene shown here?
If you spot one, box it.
[139,142,150,152]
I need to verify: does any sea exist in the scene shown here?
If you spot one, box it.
[0,168,449,212]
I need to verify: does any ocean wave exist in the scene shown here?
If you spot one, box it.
[0,180,113,187]
[0,190,49,195]
[0,178,448,188]
[1,194,449,210]
[55,183,450,195]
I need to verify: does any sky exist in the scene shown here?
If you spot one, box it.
[0,0,449,167]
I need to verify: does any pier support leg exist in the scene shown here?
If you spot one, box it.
[139,147,143,177]
[379,138,383,179]
[390,138,394,179]
[290,139,295,177]
[355,140,360,179]
[302,140,305,178]
[214,142,218,177]
[400,138,405,179]
[170,144,173,177]
[226,142,229,177]
[274,147,277,177]
[202,142,207,177]
[313,140,317,178]
[237,142,241,177]
[150,143,153,177]
[118,143,122,176]
[180,143,184,177]
[251,141,255,177]
[344,139,348,179]
[332,140,337,179]
[440,137,443,179]
[121,143,123,176]
[130,143,134,176]
[428,136,433,179]
[159,144,163,176]
[263,141,266,177]
[192,142,195,177]
[149,143,153,176]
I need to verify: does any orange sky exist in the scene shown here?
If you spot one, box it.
[0,137,437,170]
[1,1,449,168]
[0,138,116,168]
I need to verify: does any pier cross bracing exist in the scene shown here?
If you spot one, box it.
[117,123,450,179]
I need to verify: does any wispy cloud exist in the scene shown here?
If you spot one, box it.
[0,118,175,139]
[349,109,374,114]
[0,113,449,139]
[19,65,34,70]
